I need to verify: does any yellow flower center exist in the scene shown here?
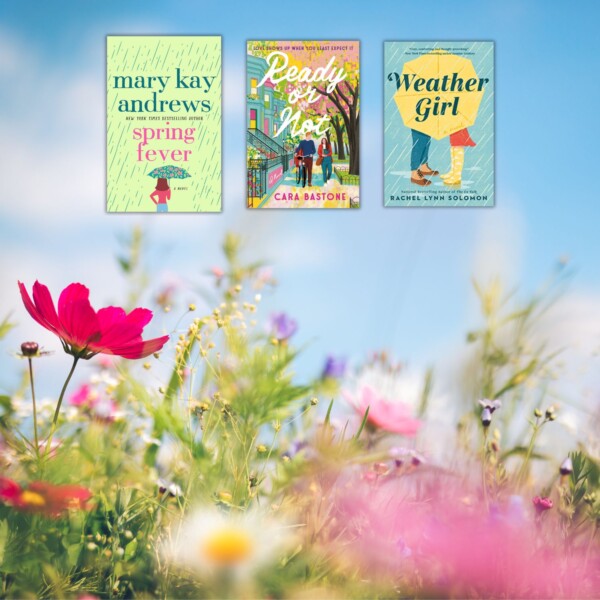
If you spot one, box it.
[20,491,46,507]
[202,527,254,566]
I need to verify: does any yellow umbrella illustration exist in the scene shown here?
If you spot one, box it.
[394,50,485,140]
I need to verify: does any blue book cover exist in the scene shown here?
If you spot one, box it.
[384,42,494,207]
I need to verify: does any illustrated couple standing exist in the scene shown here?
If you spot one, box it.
[294,131,333,188]
[410,128,476,187]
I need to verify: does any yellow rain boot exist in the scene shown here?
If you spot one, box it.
[443,147,464,186]
[440,147,457,180]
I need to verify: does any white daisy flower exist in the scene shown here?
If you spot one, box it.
[163,508,293,581]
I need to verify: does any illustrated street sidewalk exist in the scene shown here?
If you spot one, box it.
[259,168,359,208]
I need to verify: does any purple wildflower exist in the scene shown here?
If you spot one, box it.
[270,312,298,341]
[322,355,347,379]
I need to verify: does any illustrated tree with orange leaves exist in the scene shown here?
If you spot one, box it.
[248,42,360,175]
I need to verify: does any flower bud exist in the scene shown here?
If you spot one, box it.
[532,496,553,513]
[559,457,573,476]
[20,341,39,357]
[373,462,390,476]
[218,491,232,502]
[411,452,425,467]
[481,407,492,427]
[534,408,543,418]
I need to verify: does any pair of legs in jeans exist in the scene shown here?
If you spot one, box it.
[410,129,438,186]
[321,156,333,183]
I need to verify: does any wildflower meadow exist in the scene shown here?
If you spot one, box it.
[0,231,598,599]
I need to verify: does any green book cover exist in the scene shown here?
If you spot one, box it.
[106,36,221,213]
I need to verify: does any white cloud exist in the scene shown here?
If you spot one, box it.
[471,199,525,284]
[0,30,27,76]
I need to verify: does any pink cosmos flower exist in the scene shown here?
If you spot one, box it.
[18,281,168,360]
[344,385,421,436]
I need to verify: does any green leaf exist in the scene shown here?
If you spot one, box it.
[418,368,433,418]
[0,314,15,339]
[117,257,131,273]
[324,399,334,427]
[124,538,138,561]
[493,359,538,398]
[354,406,370,440]
[501,446,550,461]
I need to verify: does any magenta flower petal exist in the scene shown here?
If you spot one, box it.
[57,283,100,348]
[106,335,170,359]
[126,307,153,328]
[94,307,130,347]
[92,308,155,353]
[31,281,62,334]
[96,306,127,331]
[0,477,21,502]
[19,281,58,335]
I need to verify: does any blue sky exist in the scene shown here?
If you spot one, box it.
[0,0,599,403]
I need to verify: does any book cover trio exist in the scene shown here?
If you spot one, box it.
[246,41,360,209]
[384,41,494,208]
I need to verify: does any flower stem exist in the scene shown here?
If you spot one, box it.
[517,421,540,488]
[27,357,39,454]
[52,356,79,426]
[41,356,79,469]
[482,428,489,510]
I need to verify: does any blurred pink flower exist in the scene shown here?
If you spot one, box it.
[533,495,553,513]
[97,355,114,369]
[69,384,95,407]
[69,383,121,422]
[38,438,61,459]
[332,479,599,598]
[344,385,421,436]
